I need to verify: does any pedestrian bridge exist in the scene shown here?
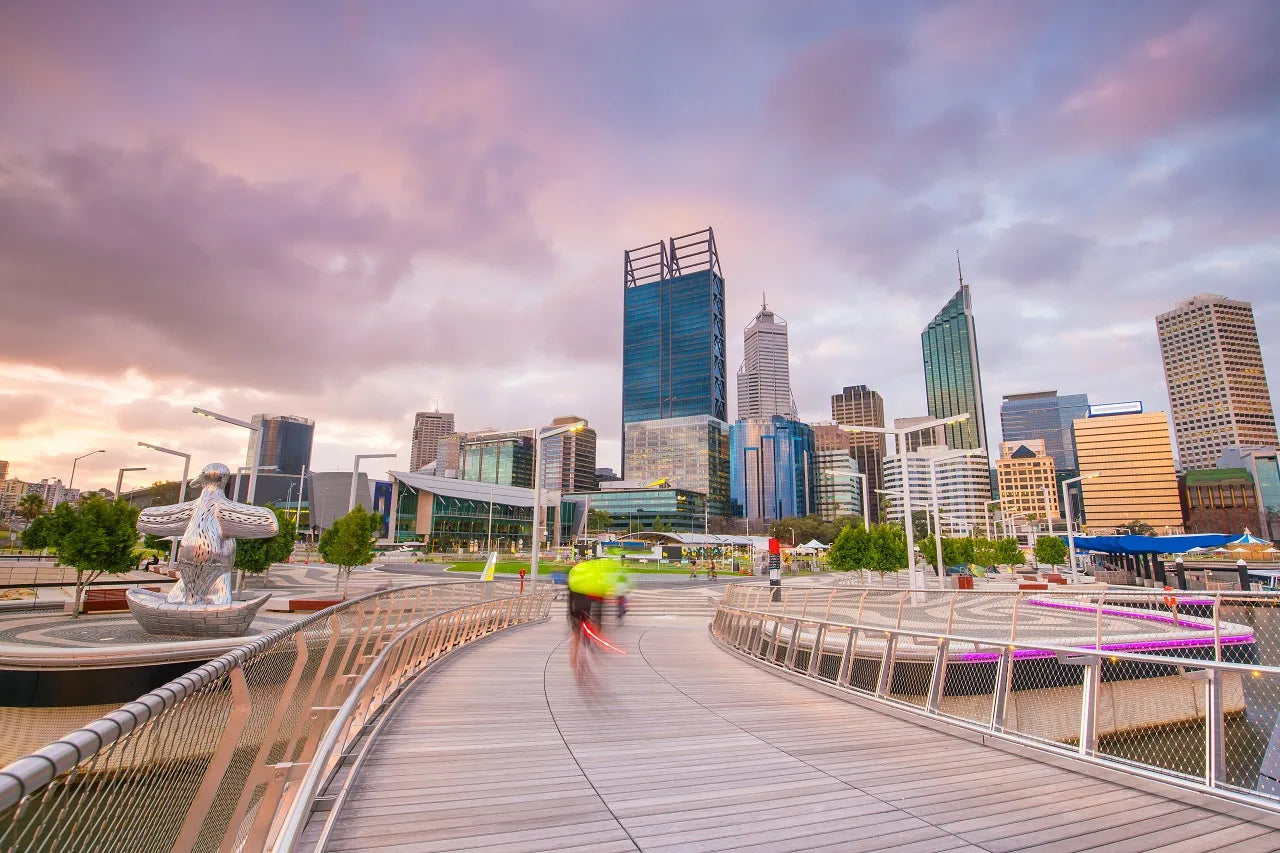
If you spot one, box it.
[2,581,1279,852]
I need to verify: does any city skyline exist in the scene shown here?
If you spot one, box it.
[2,2,1279,491]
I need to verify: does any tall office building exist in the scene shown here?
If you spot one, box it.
[1000,391,1090,474]
[881,448,992,537]
[1073,406,1183,534]
[729,416,815,525]
[623,415,730,517]
[541,416,598,492]
[831,385,887,522]
[815,451,861,522]
[736,297,797,419]
[410,411,455,472]
[922,262,988,453]
[247,415,314,476]
[1157,294,1279,470]
[621,228,727,473]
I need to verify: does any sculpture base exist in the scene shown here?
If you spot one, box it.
[125,589,273,638]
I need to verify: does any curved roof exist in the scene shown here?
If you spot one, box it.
[623,532,771,547]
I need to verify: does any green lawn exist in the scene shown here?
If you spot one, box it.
[442,560,747,576]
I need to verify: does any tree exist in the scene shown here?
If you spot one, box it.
[235,505,297,576]
[651,515,671,532]
[21,502,77,550]
[993,537,1025,566]
[1034,535,1068,568]
[586,508,612,534]
[17,492,47,523]
[54,496,141,618]
[828,524,870,571]
[318,506,379,596]
[1123,520,1156,536]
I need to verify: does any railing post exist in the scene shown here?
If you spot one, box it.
[1078,657,1101,756]
[807,625,826,677]
[838,628,858,687]
[990,646,1014,731]
[925,640,949,714]
[785,620,802,670]
[875,634,897,698]
[1205,669,1226,788]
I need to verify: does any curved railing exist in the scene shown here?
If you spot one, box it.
[713,583,1280,814]
[0,580,553,853]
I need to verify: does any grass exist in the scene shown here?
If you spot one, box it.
[442,560,749,576]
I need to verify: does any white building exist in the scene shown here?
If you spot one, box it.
[736,298,797,420]
[815,450,862,522]
[30,479,78,508]
[882,447,992,537]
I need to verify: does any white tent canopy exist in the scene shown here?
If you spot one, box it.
[801,539,829,550]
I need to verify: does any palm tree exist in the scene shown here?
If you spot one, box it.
[17,492,46,523]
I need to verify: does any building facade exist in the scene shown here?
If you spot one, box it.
[1073,409,1184,534]
[1179,469,1259,535]
[458,431,534,488]
[1218,447,1280,540]
[921,273,988,453]
[1157,294,1279,470]
[729,416,816,525]
[894,416,945,453]
[882,447,992,537]
[409,411,455,472]
[541,416,598,492]
[999,391,1090,473]
[995,440,1059,524]
[0,478,31,514]
[623,415,730,517]
[573,485,708,534]
[247,415,314,476]
[389,471,575,551]
[736,298,796,419]
[815,450,862,522]
[831,385,887,522]
[622,228,727,471]
[0,461,7,481]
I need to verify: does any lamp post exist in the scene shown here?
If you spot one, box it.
[349,453,397,513]
[193,408,261,504]
[138,442,192,503]
[530,420,586,590]
[57,450,105,509]
[115,467,146,500]
[984,500,1000,540]
[1063,472,1100,581]
[841,414,968,589]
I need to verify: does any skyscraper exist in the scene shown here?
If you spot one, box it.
[247,415,314,476]
[410,411,455,472]
[730,416,815,525]
[623,415,730,516]
[736,297,796,420]
[622,227,727,471]
[1073,407,1183,534]
[922,260,988,453]
[831,385,886,522]
[1000,391,1090,474]
[1157,294,1279,470]
[457,430,534,488]
[541,415,598,492]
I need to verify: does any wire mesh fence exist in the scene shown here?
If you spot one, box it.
[0,580,551,853]
[713,582,1280,812]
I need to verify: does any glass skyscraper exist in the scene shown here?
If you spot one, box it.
[729,416,816,524]
[622,228,727,461]
[999,391,1090,473]
[921,273,987,453]
[623,415,730,517]
[248,414,314,476]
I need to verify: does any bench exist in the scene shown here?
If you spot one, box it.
[81,586,161,614]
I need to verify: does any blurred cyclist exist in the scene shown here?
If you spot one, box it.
[567,556,627,675]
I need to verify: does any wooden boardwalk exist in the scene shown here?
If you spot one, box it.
[316,618,1280,852]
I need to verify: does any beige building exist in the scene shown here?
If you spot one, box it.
[831,385,887,522]
[996,440,1058,523]
[1073,411,1184,534]
[1157,294,1278,470]
[1,478,30,513]
[409,411,455,473]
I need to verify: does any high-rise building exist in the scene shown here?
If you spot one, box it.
[1073,406,1183,534]
[541,416,598,492]
[621,228,727,472]
[729,416,815,524]
[457,430,534,488]
[922,262,988,453]
[1157,294,1279,470]
[1000,391,1090,474]
[623,415,730,517]
[1,477,31,513]
[831,385,887,522]
[882,447,992,537]
[736,297,796,420]
[894,416,945,453]
[1218,447,1280,540]
[995,440,1059,525]
[815,450,861,522]
[248,415,314,476]
[0,461,8,481]
[410,411,455,472]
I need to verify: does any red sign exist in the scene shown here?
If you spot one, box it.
[519,569,527,578]
[768,538,780,555]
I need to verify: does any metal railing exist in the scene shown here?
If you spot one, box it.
[0,580,553,853]
[713,583,1280,813]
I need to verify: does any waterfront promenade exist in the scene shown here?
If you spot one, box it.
[310,617,1277,852]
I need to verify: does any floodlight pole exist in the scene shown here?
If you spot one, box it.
[1063,472,1100,581]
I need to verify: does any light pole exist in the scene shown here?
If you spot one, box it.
[1042,485,1055,539]
[115,467,146,500]
[1063,472,1100,581]
[841,414,969,589]
[138,442,192,503]
[57,450,105,509]
[984,499,1000,540]
[485,484,495,553]
[530,420,586,589]
[193,408,261,504]
[349,453,397,513]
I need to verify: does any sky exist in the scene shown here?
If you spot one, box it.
[1,0,1278,493]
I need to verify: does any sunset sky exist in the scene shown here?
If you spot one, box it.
[1,1,1278,492]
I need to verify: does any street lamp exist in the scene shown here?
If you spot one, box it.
[115,467,147,500]
[1063,472,1100,581]
[56,450,105,509]
[841,414,969,589]
[193,407,262,504]
[530,420,586,589]
[138,442,192,503]
[349,453,397,513]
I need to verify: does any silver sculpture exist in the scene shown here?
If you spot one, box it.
[128,462,278,637]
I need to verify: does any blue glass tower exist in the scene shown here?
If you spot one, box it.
[1000,391,1090,473]
[922,262,987,453]
[730,416,816,524]
[622,228,727,477]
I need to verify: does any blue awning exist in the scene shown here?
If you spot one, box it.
[1071,533,1235,556]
